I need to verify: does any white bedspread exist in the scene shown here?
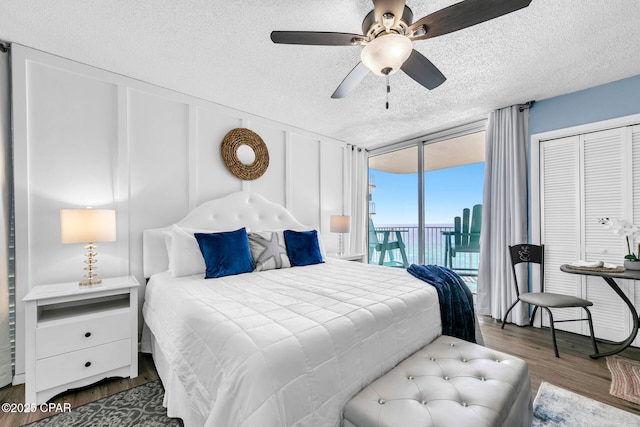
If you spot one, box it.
[142,259,441,427]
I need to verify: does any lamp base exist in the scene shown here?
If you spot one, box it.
[337,233,345,257]
[79,243,101,286]
[79,278,102,286]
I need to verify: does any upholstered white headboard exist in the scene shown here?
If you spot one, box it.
[143,191,313,278]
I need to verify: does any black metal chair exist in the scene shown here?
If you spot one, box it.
[501,244,598,357]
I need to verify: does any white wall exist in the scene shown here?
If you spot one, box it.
[11,44,348,382]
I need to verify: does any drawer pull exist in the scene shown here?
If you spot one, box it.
[84,332,92,338]
[84,361,92,368]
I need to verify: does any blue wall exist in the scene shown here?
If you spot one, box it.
[527,73,640,248]
[529,74,640,135]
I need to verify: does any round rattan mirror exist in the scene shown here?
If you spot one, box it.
[220,128,269,180]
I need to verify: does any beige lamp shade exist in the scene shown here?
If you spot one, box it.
[330,215,350,233]
[60,209,116,243]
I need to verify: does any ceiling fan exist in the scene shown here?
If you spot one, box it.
[271,0,533,99]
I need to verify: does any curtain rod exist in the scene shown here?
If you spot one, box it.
[0,41,9,53]
[518,100,535,112]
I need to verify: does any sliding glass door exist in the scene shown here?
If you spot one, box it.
[368,129,485,290]
[423,132,485,291]
[368,146,417,267]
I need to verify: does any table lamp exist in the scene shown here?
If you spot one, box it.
[330,215,350,256]
[60,208,116,286]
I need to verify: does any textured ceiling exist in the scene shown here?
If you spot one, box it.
[1,1,640,149]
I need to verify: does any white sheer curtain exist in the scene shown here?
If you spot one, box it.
[477,105,529,326]
[0,44,12,387]
[345,145,367,256]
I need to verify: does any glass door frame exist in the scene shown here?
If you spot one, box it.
[367,120,487,265]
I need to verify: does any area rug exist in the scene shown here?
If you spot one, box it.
[533,381,640,426]
[25,380,182,426]
[607,355,640,405]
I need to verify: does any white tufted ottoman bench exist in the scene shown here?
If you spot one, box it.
[343,336,532,427]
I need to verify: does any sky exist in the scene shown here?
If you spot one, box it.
[369,162,485,226]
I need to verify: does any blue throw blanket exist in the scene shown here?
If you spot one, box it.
[407,264,476,343]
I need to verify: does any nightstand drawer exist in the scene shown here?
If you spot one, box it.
[35,338,131,392]
[36,309,130,359]
[24,276,139,404]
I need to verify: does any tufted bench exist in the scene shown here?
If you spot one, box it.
[343,336,532,427]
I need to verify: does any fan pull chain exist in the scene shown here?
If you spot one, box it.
[386,75,390,110]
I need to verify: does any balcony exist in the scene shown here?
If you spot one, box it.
[369,225,479,292]
[367,131,485,294]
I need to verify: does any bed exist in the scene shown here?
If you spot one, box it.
[141,191,444,427]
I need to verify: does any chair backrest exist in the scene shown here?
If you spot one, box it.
[368,218,378,262]
[454,208,469,247]
[508,244,545,295]
[368,218,379,247]
[453,204,482,250]
[469,204,482,247]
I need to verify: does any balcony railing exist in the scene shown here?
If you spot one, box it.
[369,225,480,276]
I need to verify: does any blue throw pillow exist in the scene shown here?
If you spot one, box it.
[283,230,324,266]
[195,228,254,278]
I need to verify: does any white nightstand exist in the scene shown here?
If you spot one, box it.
[329,253,365,262]
[23,276,139,404]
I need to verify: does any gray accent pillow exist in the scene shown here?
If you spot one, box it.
[248,231,291,271]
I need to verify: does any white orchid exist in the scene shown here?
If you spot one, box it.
[599,218,640,260]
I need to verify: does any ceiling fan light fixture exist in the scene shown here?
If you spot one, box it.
[360,34,412,76]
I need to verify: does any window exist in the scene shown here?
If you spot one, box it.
[368,129,485,291]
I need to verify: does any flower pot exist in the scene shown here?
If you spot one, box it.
[624,260,640,270]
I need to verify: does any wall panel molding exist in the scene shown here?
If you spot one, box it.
[11,44,347,382]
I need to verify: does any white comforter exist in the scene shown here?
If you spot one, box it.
[142,259,441,427]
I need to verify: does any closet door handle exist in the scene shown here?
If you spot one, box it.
[84,361,92,368]
[84,332,92,338]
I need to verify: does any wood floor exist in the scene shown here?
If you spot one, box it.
[480,315,640,418]
[0,353,159,427]
[1,318,639,426]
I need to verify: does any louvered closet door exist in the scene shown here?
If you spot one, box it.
[540,136,582,333]
[582,128,630,341]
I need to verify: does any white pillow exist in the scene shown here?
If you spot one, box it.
[316,232,328,259]
[169,224,217,277]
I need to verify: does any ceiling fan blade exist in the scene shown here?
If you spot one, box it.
[271,31,361,46]
[372,0,406,26]
[401,49,446,90]
[331,62,370,99]
[408,0,532,41]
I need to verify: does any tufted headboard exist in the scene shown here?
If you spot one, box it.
[143,191,313,278]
